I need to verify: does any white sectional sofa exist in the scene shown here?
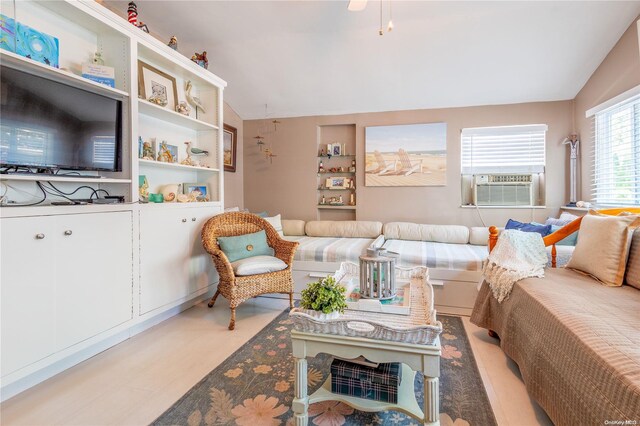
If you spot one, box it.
[282,219,491,315]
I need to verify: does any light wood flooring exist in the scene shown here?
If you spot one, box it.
[1,297,552,425]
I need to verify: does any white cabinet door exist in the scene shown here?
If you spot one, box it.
[1,217,56,376]
[139,209,191,314]
[55,212,134,351]
[187,207,220,295]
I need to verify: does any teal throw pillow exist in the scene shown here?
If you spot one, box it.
[532,222,578,246]
[218,230,274,262]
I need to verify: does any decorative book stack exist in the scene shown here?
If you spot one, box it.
[330,358,402,403]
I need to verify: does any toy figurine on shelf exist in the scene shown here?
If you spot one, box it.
[141,140,154,160]
[321,195,326,205]
[349,193,355,206]
[191,51,208,69]
[157,141,173,163]
[185,80,206,118]
[181,141,195,166]
[350,159,356,173]
[338,195,344,204]
[320,148,325,156]
[318,160,324,173]
[93,52,104,65]
[176,101,191,116]
[127,1,138,26]
[168,36,178,50]
[138,175,149,202]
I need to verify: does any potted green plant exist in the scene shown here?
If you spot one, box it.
[300,276,347,320]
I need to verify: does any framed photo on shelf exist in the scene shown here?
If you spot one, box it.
[332,144,341,156]
[223,123,237,172]
[183,183,209,201]
[138,60,178,111]
[325,176,348,189]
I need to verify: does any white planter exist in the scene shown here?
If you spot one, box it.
[300,309,340,321]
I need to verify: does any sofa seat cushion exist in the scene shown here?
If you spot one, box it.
[383,222,469,244]
[471,268,640,425]
[284,236,375,263]
[381,239,488,271]
[231,255,287,276]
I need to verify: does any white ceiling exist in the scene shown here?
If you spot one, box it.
[103,1,640,119]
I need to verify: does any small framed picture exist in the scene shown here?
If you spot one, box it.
[325,177,348,189]
[183,183,209,202]
[138,60,178,111]
[223,123,238,172]
[332,144,341,156]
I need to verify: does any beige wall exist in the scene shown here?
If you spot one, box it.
[243,101,573,226]
[574,18,640,201]
[223,102,244,209]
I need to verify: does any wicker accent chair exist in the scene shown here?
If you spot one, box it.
[201,212,299,330]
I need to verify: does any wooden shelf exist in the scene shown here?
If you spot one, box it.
[139,159,219,172]
[0,174,131,184]
[138,99,219,131]
[317,205,356,210]
[138,201,222,209]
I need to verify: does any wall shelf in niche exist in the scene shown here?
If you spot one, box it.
[317,205,357,210]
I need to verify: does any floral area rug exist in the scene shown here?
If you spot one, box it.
[153,311,496,426]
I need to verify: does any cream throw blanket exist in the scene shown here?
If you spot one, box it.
[482,229,548,302]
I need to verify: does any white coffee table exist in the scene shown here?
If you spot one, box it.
[290,266,441,426]
[291,330,441,425]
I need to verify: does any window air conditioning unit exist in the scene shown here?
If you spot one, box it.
[473,174,534,206]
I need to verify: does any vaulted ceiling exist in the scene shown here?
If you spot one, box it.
[103,1,640,119]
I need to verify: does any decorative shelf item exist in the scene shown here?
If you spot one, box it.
[139,159,219,172]
[318,154,356,158]
[138,99,218,131]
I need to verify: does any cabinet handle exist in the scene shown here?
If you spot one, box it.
[64,230,73,236]
[192,217,196,222]
[182,218,187,223]
[35,233,45,240]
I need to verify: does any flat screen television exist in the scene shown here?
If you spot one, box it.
[0,65,122,172]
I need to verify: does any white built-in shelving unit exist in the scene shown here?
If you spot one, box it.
[0,0,226,401]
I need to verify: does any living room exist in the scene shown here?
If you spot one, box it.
[1,1,639,425]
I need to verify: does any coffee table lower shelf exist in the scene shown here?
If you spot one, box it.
[310,364,423,420]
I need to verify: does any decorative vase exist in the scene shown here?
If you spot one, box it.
[300,309,340,321]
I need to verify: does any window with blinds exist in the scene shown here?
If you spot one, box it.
[593,96,640,207]
[461,124,547,174]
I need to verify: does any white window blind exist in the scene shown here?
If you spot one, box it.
[461,124,547,174]
[593,95,640,207]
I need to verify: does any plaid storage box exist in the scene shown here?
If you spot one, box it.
[330,359,402,403]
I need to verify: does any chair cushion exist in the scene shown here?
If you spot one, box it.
[231,255,287,276]
[264,214,284,237]
[218,230,274,262]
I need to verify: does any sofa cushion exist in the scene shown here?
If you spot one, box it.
[284,236,375,263]
[383,222,469,244]
[282,219,306,236]
[231,255,287,276]
[218,230,274,263]
[625,228,640,289]
[566,212,640,287]
[305,220,382,238]
[469,227,490,245]
[381,239,487,271]
[264,214,284,237]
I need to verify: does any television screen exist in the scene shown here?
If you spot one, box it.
[0,66,122,172]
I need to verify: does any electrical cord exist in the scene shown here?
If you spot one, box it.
[45,182,110,200]
[2,182,47,207]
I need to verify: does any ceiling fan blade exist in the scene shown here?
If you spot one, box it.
[348,0,367,12]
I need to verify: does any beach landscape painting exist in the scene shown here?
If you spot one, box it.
[365,122,447,186]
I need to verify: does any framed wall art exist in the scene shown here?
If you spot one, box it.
[223,123,237,172]
[365,122,447,187]
[138,60,178,110]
